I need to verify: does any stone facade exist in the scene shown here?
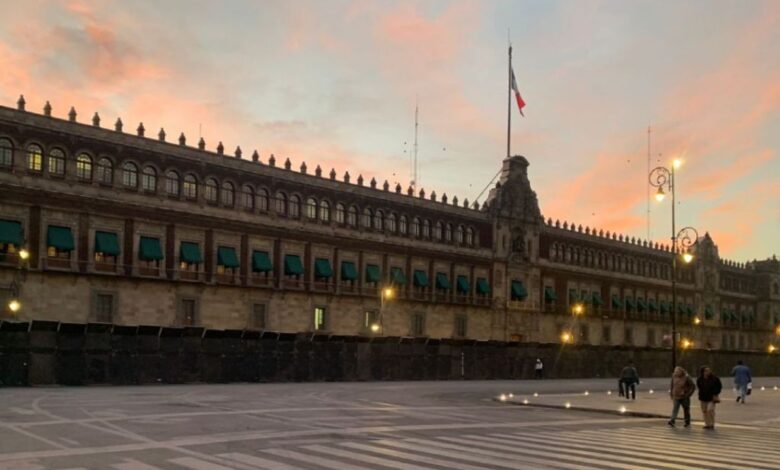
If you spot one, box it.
[0,101,778,352]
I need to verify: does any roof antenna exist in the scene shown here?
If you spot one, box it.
[411,97,419,190]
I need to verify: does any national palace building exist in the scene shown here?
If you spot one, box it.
[1,96,779,351]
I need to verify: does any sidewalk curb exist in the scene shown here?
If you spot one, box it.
[495,398,668,419]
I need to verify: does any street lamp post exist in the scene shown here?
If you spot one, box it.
[373,286,394,335]
[649,161,698,370]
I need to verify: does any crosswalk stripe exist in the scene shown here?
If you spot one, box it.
[546,430,779,469]
[304,444,435,469]
[112,459,163,470]
[168,457,237,470]
[379,438,599,470]
[262,448,367,470]
[218,452,304,470]
[589,427,780,459]
[478,433,729,470]
[434,435,674,470]
[340,441,487,470]
[536,432,774,468]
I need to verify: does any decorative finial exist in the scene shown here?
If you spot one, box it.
[252,150,259,162]
[216,141,224,155]
[442,193,448,204]
[473,201,479,209]
[198,137,205,150]
[268,154,276,166]
[383,180,389,191]
[452,195,458,205]
[407,186,414,196]
[419,188,425,198]
[284,157,291,170]
[315,165,322,177]
[179,132,186,146]
[115,117,123,132]
[395,183,402,193]
[344,171,350,183]
[92,112,100,127]
[235,146,242,158]
[17,95,26,111]
[357,174,364,186]
[370,177,377,189]
[463,198,469,208]
[158,128,166,141]
[300,161,307,174]
[329,168,336,180]
[430,190,436,201]
[68,106,77,122]
[137,122,145,137]
[43,101,52,116]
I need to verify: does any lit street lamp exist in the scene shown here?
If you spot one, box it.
[649,161,698,370]
[372,285,395,335]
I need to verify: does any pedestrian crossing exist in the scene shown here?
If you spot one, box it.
[47,424,780,469]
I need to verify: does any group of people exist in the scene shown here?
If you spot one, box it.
[667,360,752,429]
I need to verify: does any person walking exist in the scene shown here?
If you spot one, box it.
[731,360,752,404]
[696,366,722,430]
[668,366,695,428]
[534,358,544,379]
[619,360,640,400]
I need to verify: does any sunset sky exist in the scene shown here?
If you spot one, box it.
[1,0,777,261]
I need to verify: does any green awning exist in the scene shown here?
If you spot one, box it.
[314,258,333,278]
[476,277,490,295]
[660,301,670,313]
[435,272,451,290]
[180,242,202,264]
[413,269,429,287]
[722,311,731,321]
[704,306,714,319]
[389,267,406,285]
[568,289,578,303]
[511,280,528,301]
[366,264,381,283]
[592,292,603,306]
[0,220,22,246]
[284,254,304,275]
[580,290,589,302]
[544,287,557,302]
[612,295,621,309]
[636,298,647,312]
[341,261,357,281]
[251,251,272,272]
[217,246,239,268]
[47,226,74,251]
[648,299,658,311]
[676,303,685,314]
[625,297,636,311]
[94,231,120,256]
[139,236,163,261]
[686,305,694,315]
[456,275,470,294]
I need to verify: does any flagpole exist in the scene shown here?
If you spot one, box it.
[507,43,512,159]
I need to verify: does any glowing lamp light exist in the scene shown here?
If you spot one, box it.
[383,287,394,299]
[370,323,380,333]
[774,386,778,391]
[19,248,29,260]
[649,389,655,394]
[522,399,529,405]
[775,325,780,336]
[607,390,612,395]
[619,406,627,414]
[565,402,571,409]
[8,299,21,313]
[560,332,573,344]
[681,339,693,349]
[572,303,584,315]
[760,386,766,391]
[499,394,507,402]
[673,159,683,169]
[584,391,589,396]
[508,393,514,398]
[769,344,776,354]
[693,316,701,325]
[654,187,666,202]
[682,252,694,264]
[533,392,539,397]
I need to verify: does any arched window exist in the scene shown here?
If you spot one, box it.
[122,162,138,188]
[422,219,431,238]
[411,217,420,237]
[96,157,113,184]
[305,197,318,219]
[335,204,346,224]
[387,213,397,233]
[75,153,92,180]
[319,200,330,222]
[289,195,301,218]
[433,222,443,240]
[374,210,384,230]
[242,185,255,210]
[257,188,269,211]
[141,166,157,192]
[362,208,373,228]
[465,227,474,246]
[26,144,43,172]
[183,174,198,199]
[204,178,218,203]
[48,148,66,176]
[0,138,12,167]
[445,223,453,242]
[347,206,358,227]
[221,181,235,206]
[456,225,464,244]
[399,215,408,234]
[165,171,180,196]
[275,191,287,215]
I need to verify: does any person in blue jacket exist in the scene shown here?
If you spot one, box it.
[731,360,752,404]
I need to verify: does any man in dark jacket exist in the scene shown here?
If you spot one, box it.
[668,366,696,427]
[619,360,640,400]
[696,365,722,429]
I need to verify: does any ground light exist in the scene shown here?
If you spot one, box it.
[533,392,539,397]
[649,389,654,394]
[522,399,529,405]
[565,402,571,409]
[619,406,627,414]
[607,390,612,395]
[499,394,507,402]
[584,391,589,396]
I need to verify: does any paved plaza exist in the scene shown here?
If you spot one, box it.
[1,379,779,469]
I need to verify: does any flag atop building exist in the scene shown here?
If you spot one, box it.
[511,67,526,117]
